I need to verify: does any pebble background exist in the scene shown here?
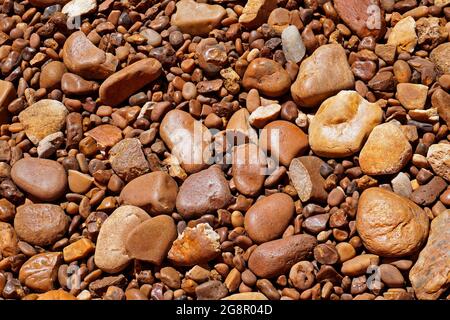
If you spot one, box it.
[0,0,449,300]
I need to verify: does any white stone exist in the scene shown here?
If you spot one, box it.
[387,16,417,53]
[62,0,97,18]
[427,143,450,182]
[392,172,413,198]
[282,25,306,63]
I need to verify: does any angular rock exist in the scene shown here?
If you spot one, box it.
[160,110,212,174]
[239,0,277,28]
[308,91,383,157]
[170,0,226,36]
[168,223,220,266]
[334,0,386,39]
[244,193,294,244]
[11,158,67,201]
[410,176,447,206]
[291,44,354,108]
[396,83,428,110]
[176,166,232,219]
[391,172,413,198]
[14,204,69,247]
[387,16,417,53]
[120,172,178,215]
[18,99,68,145]
[410,210,450,300]
[125,215,177,265]
[94,205,150,273]
[248,234,317,278]
[427,143,450,182]
[85,124,122,149]
[37,132,65,158]
[63,238,95,262]
[359,123,412,175]
[356,188,429,257]
[62,31,118,80]
[288,156,328,203]
[242,58,291,97]
[109,138,149,182]
[99,58,162,107]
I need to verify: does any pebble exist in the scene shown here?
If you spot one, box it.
[0,80,16,120]
[302,213,330,234]
[231,143,267,197]
[37,132,65,158]
[341,254,379,276]
[288,156,328,203]
[62,0,97,18]
[140,29,162,47]
[85,124,122,149]
[62,31,118,80]
[226,108,258,144]
[14,204,69,246]
[259,120,309,167]
[11,158,67,201]
[308,91,383,157]
[99,58,162,107]
[37,290,76,300]
[176,166,232,219]
[39,61,67,90]
[248,234,317,278]
[109,138,149,182]
[195,280,228,300]
[281,25,306,63]
[327,187,346,207]
[244,193,294,243]
[314,243,339,265]
[239,0,277,28]
[410,210,449,300]
[430,43,450,74]
[427,143,450,182]
[168,223,220,266]
[125,215,177,265]
[248,104,281,128]
[396,83,428,110]
[170,0,226,36]
[160,110,212,174]
[18,99,68,145]
[94,205,150,273]
[334,0,386,39]
[68,170,94,194]
[222,292,268,300]
[242,58,291,97]
[0,222,18,257]
[379,264,404,288]
[356,187,429,257]
[335,242,356,263]
[63,238,95,262]
[359,123,412,175]
[391,172,413,198]
[387,16,418,53]
[120,172,178,215]
[18,252,62,292]
[291,44,355,108]
[410,176,447,206]
[61,73,99,95]
[433,89,450,127]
